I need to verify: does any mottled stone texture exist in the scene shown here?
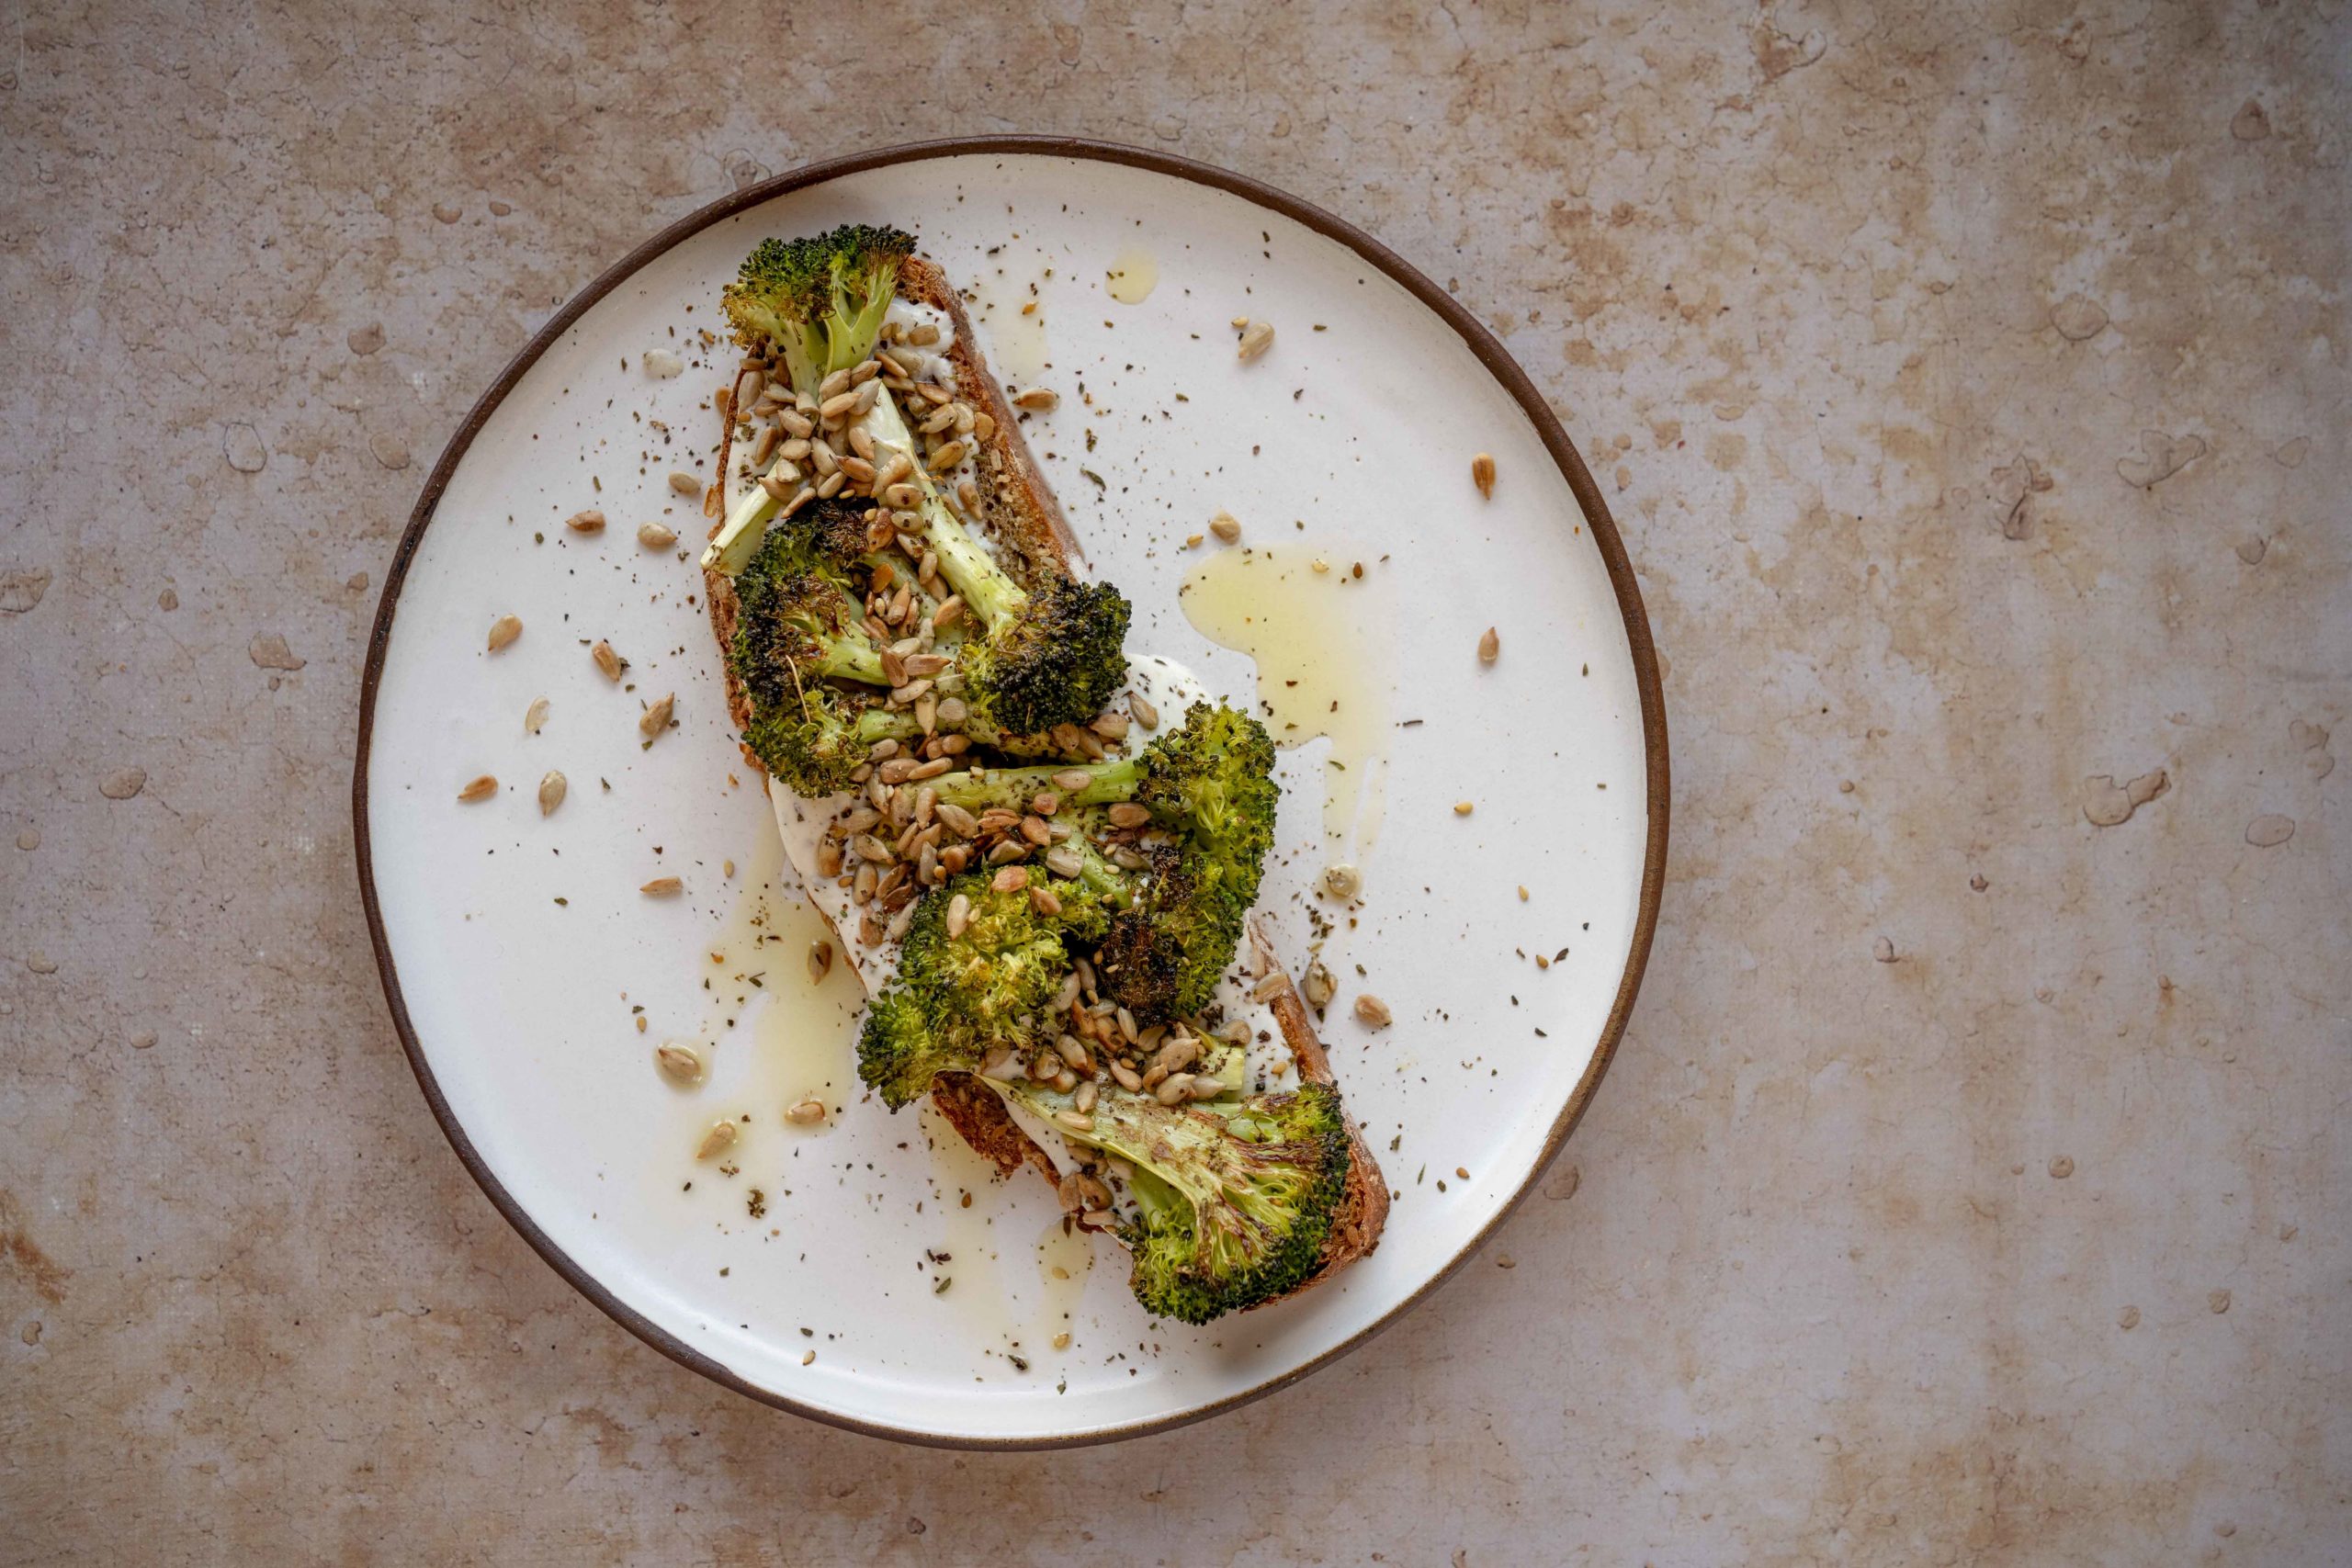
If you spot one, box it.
[2,1,2346,1562]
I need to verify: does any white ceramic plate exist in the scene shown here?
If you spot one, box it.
[356,140,1665,1446]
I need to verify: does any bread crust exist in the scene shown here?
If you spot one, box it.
[699,246,1385,1313]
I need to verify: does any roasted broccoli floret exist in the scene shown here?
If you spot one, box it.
[999,1079,1350,1324]
[705,226,916,574]
[729,505,901,794]
[708,224,1131,729]
[856,869,1112,1109]
[925,702,1278,1018]
[724,225,915,397]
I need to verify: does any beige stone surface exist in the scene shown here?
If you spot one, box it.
[3,1,2347,1562]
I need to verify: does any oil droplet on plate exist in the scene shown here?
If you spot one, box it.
[1180,543,1389,854]
[1104,246,1158,305]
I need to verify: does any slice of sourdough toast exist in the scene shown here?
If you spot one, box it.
[703,245,1385,1312]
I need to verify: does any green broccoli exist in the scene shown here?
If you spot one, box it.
[856,869,1112,1109]
[999,1078,1350,1324]
[704,226,915,575]
[926,703,1279,1019]
[707,224,1131,735]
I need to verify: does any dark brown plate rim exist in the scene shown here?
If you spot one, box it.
[352,135,1669,1450]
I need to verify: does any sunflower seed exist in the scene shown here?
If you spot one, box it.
[1154,1074,1194,1106]
[1302,959,1336,1009]
[592,640,623,681]
[1209,511,1241,544]
[537,771,567,816]
[928,439,967,471]
[656,1043,704,1083]
[971,412,996,443]
[846,424,876,460]
[777,408,814,438]
[853,834,895,863]
[854,379,881,414]
[815,471,846,499]
[524,695,550,734]
[1187,1077,1226,1101]
[638,522,677,549]
[695,1121,737,1159]
[1055,1109,1093,1133]
[457,774,497,802]
[639,693,674,740]
[487,614,523,651]
[1012,387,1058,411]
[640,876,683,896]
[935,802,978,838]
[785,1098,827,1125]
[1030,886,1062,917]
[1353,994,1393,1027]
[1237,320,1274,361]
[1453,800,1474,816]
[819,390,859,422]
[932,596,966,631]
[1477,626,1499,663]
[807,940,833,982]
[1108,1059,1144,1092]
[1073,1080,1099,1115]
[1129,694,1159,729]
[565,508,606,533]
[991,865,1030,893]
[817,368,851,400]
[1105,803,1151,829]
[1471,453,1497,499]
[1323,863,1363,899]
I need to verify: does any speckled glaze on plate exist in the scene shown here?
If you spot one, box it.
[354,139,1667,1447]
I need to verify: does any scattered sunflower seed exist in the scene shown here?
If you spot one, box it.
[807,940,833,983]
[1209,511,1242,544]
[1453,800,1475,816]
[565,508,605,534]
[1472,453,1497,499]
[1353,994,1394,1028]
[1237,320,1275,361]
[487,614,523,652]
[639,693,675,741]
[537,771,567,817]
[695,1121,737,1160]
[1322,863,1363,899]
[656,1042,705,1083]
[1478,626,1500,664]
[524,695,550,734]
[638,522,677,549]
[640,876,684,897]
[785,1098,827,1125]
[592,640,623,682]
[457,774,497,802]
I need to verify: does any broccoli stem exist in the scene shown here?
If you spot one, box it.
[702,461,791,576]
[931,757,1140,814]
[855,386,1028,628]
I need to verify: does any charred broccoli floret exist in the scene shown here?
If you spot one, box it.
[926,703,1279,1019]
[707,225,1130,734]
[705,226,916,574]
[999,1078,1350,1324]
[855,869,1113,1109]
[729,516,899,795]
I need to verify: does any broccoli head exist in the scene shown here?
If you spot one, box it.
[924,702,1278,1019]
[729,507,898,795]
[956,575,1134,739]
[998,1078,1349,1324]
[856,867,1110,1109]
[723,224,916,396]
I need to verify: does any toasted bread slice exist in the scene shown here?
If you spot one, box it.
[701,243,1385,1312]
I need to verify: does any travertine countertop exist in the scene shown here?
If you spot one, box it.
[3,3,2345,1562]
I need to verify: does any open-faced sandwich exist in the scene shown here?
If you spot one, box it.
[698,225,1386,1323]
